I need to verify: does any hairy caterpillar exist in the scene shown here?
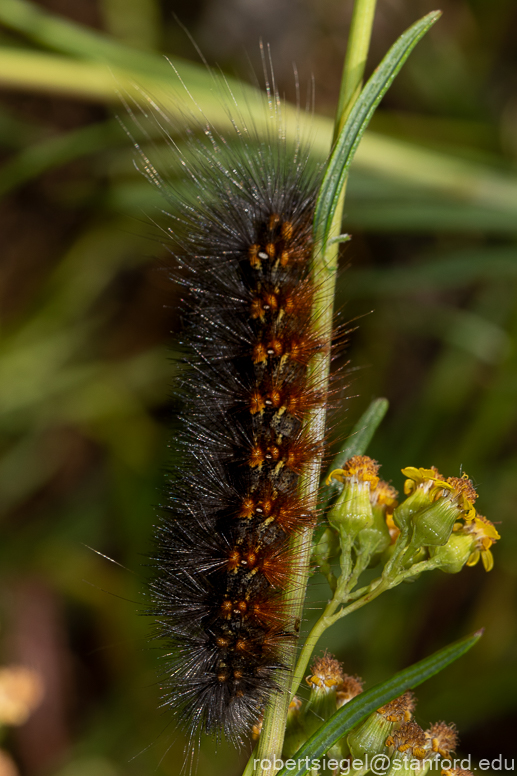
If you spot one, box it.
[134,63,334,757]
[121,10,462,772]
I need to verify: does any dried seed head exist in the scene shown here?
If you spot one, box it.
[306,652,344,692]
[378,691,416,723]
[336,674,364,707]
[386,720,428,759]
[426,721,459,758]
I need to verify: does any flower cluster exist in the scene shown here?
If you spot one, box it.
[325,457,499,576]
[294,456,501,776]
[398,467,499,573]
[282,653,463,776]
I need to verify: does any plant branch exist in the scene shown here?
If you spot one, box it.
[335,0,378,137]
[251,4,378,774]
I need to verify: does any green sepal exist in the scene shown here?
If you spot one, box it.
[393,487,431,531]
[412,497,460,547]
[328,480,374,540]
[303,685,341,740]
[429,530,474,573]
[347,711,392,758]
[358,504,392,565]
[282,702,309,759]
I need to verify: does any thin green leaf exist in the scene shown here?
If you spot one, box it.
[275,631,482,776]
[328,397,388,470]
[319,398,388,510]
[314,11,441,254]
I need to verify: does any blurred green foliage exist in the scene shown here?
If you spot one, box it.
[0,0,516,774]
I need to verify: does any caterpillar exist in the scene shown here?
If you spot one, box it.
[137,66,333,759]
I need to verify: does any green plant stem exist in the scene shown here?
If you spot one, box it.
[290,533,443,698]
[291,533,406,697]
[335,0,378,136]
[251,3,378,774]
[291,576,390,698]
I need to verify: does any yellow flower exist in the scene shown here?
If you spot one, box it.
[399,469,479,548]
[444,474,478,520]
[386,512,400,543]
[402,466,448,496]
[385,720,428,760]
[327,455,380,488]
[403,469,478,518]
[306,652,344,692]
[378,691,416,723]
[395,466,448,532]
[371,480,398,509]
[462,515,500,571]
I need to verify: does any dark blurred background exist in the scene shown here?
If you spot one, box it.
[0,0,516,774]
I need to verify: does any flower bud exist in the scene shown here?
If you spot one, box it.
[304,653,344,737]
[312,526,339,568]
[282,697,306,758]
[412,474,478,548]
[429,530,475,574]
[347,710,392,759]
[385,721,429,776]
[347,691,415,759]
[327,457,379,540]
[411,497,461,548]
[359,480,397,563]
[393,467,445,531]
